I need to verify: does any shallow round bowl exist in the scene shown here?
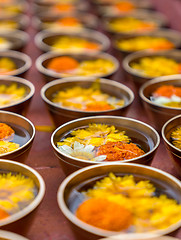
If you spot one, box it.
[0,14,29,31]
[0,110,35,162]
[0,76,35,115]
[123,49,181,89]
[162,114,181,177]
[114,29,181,59]
[36,51,119,82]
[0,159,45,234]
[34,29,110,53]
[57,163,181,240]
[0,50,32,77]
[139,75,181,132]
[51,116,160,175]
[41,77,134,126]
[0,230,29,240]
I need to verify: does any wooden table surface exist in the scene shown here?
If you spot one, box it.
[8,0,181,239]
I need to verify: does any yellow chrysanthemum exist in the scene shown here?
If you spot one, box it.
[0,173,36,214]
[0,141,19,154]
[171,126,181,149]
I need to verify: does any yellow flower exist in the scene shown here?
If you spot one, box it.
[0,141,19,154]
[0,173,36,214]
[171,127,181,149]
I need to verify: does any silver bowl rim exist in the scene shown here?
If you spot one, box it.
[51,115,160,164]
[0,50,32,76]
[40,76,134,113]
[0,75,35,109]
[34,29,110,53]
[36,51,120,78]
[0,230,29,240]
[162,114,181,153]
[139,74,181,110]
[57,162,181,238]
[0,110,36,158]
[0,159,45,227]
[122,49,181,79]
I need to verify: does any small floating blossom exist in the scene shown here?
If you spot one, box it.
[0,141,19,154]
[75,173,181,232]
[171,126,181,149]
[151,85,181,108]
[0,123,14,140]
[58,141,106,161]
[0,172,36,214]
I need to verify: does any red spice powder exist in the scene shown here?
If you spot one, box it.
[97,141,145,161]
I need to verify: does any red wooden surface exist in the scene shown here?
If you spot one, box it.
[12,0,181,239]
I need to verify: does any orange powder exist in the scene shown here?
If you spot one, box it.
[153,85,181,98]
[97,141,145,161]
[0,123,14,140]
[76,198,132,231]
[85,102,113,111]
[0,208,9,220]
[47,56,79,73]
[115,1,135,12]
[54,4,73,13]
[58,17,80,26]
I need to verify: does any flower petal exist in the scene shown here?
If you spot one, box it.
[74,141,85,150]
[58,145,73,155]
[92,155,107,162]
[83,144,94,153]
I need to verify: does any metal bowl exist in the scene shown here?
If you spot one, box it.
[0,159,45,234]
[162,114,181,177]
[0,30,29,51]
[103,10,168,35]
[0,76,35,115]
[139,75,181,132]
[57,163,181,240]
[33,13,98,31]
[0,230,29,240]
[34,29,110,53]
[114,29,181,58]
[0,14,29,31]
[51,116,160,175]
[0,50,32,77]
[0,110,35,162]
[36,52,119,82]
[123,50,181,89]
[41,77,134,126]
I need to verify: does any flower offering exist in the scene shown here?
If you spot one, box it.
[47,56,115,77]
[130,57,181,77]
[51,36,101,53]
[116,36,174,51]
[0,57,17,74]
[150,85,181,108]
[0,123,20,154]
[170,126,181,149]
[0,37,11,50]
[0,83,26,107]
[57,123,145,161]
[51,80,124,111]
[0,172,37,219]
[107,17,156,34]
[75,173,181,232]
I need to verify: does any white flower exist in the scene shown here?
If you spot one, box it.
[58,141,107,162]
[151,95,181,105]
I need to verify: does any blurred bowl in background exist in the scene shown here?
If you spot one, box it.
[0,110,35,162]
[41,77,134,126]
[114,29,181,58]
[162,114,181,177]
[34,29,110,53]
[0,76,35,115]
[123,49,181,89]
[103,10,168,35]
[33,13,98,32]
[57,163,181,240]
[0,14,29,31]
[0,50,32,77]
[0,30,29,51]
[36,51,119,82]
[139,75,181,132]
[51,116,160,175]
[0,230,29,240]
[0,159,45,235]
